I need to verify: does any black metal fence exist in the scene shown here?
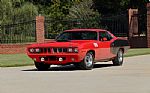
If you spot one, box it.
[0,20,36,44]
[45,14,129,39]
[101,14,129,37]
[138,13,147,35]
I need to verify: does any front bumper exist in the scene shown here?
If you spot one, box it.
[28,54,81,65]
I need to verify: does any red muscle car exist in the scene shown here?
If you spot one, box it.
[27,29,130,70]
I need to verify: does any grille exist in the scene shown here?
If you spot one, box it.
[40,47,68,53]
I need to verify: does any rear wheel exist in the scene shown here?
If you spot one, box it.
[112,49,124,66]
[34,61,50,71]
[78,52,94,70]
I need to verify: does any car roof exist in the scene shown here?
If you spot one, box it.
[65,29,107,32]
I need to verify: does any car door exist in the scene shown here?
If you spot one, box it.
[96,31,114,60]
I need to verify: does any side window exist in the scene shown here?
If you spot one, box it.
[99,32,113,41]
[106,32,113,40]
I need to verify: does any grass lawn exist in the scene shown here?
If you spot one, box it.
[124,48,150,57]
[0,48,150,67]
[0,54,33,67]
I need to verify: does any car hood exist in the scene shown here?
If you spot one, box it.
[28,40,97,48]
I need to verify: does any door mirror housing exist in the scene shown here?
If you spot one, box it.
[102,37,108,41]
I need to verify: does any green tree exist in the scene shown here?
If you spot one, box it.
[93,0,130,15]
[43,0,84,39]
[0,0,13,24]
[0,0,38,25]
[13,2,38,23]
[68,0,101,28]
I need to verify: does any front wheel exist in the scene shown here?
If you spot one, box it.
[112,49,124,66]
[78,52,94,70]
[34,62,51,71]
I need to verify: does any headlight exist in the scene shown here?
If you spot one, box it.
[68,48,78,53]
[35,48,40,53]
[68,48,73,52]
[74,48,78,53]
[29,48,34,53]
[29,48,41,53]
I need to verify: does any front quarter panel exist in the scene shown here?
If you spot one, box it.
[78,41,98,60]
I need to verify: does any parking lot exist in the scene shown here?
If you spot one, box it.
[0,55,150,93]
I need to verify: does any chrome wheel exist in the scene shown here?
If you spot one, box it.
[78,52,94,70]
[118,50,123,62]
[85,53,93,67]
[112,49,124,66]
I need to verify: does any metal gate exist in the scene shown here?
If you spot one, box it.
[44,13,129,39]
[101,13,129,37]
[0,20,36,44]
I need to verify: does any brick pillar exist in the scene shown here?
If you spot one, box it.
[36,16,45,43]
[147,3,150,48]
[128,9,138,38]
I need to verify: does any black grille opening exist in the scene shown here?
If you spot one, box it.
[63,48,67,52]
[38,47,68,53]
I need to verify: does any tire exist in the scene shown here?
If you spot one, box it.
[34,61,50,71]
[112,49,124,66]
[78,52,94,70]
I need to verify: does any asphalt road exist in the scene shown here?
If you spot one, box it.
[0,55,150,93]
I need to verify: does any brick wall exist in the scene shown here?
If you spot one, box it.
[36,16,45,43]
[129,36,147,48]
[147,3,150,48]
[44,39,54,42]
[128,9,138,37]
[0,44,32,54]
[128,7,150,48]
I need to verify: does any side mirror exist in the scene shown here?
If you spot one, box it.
[102,37,108,41]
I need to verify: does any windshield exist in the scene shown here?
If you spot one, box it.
[56,31,97,41]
